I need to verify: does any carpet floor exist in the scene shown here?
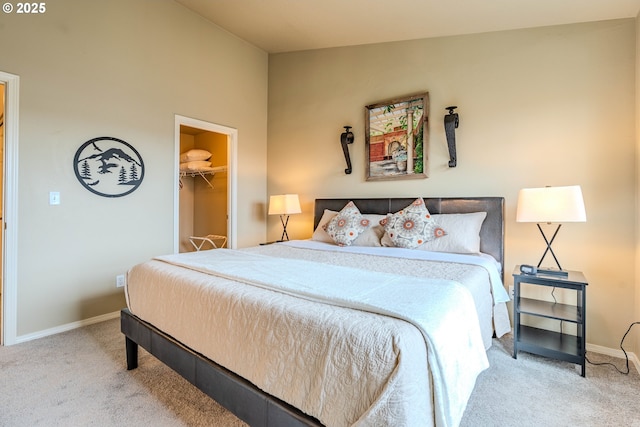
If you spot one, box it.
[0,318,638,426]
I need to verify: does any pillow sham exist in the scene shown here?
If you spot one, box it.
[419,212,487,254]
[381,198,445,249]
[323,202,370,246]
[381,211,487,254]
[313,209,385,246]
[312,209,338,243]
[180,149,212,163]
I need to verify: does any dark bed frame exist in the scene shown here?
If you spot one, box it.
[121,196,504,427]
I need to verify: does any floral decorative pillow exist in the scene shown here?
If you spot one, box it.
[313,209,385,246]
[323,202,370,246]
[381,198,446,248]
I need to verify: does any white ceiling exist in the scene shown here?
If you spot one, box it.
[175,0,640,53]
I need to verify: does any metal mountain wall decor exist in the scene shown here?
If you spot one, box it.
[73,136,145,198]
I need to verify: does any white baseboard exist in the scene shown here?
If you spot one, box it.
[587,342,640,375]
[14,311,120,344]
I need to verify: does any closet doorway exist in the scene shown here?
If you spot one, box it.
[174,115,237,253]
[1,71,18,346]
[0,83,4,344]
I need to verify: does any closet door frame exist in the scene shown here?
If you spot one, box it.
[1,71,19,346]
[174,115,237,251]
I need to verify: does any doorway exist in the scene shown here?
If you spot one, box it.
[1,71,18,346]
[174,115,237,252]
[0,83,4,343]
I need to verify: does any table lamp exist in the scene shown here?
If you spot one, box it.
[516,185,586,276]
[268,194,301,241]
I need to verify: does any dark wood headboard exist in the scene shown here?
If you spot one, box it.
[314,197,505,274]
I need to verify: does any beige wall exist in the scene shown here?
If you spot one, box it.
[635,11,640,360]
[0,0,268,336]
[268,20,637,350]
[0,0,636,354]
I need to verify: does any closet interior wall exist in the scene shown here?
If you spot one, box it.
[179,128,228,253]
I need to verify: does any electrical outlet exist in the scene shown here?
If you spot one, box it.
[116,274,126,288]
[508,285,514,300]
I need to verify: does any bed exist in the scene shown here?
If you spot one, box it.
[121,197,510,427]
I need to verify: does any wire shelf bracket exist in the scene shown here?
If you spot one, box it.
[179,166,227,190]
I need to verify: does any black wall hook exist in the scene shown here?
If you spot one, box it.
[444,106,459,167]
[340,125,354,174]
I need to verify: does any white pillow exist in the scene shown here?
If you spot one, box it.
[313,209,386,247]
[312,209,338,243]
[179,160,212,171]
[421,212,486,253]
[382,211,487,254]
[354,214,386,246]
[180,149,212,162]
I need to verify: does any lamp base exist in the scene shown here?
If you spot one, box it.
[536,223,567,274]
[279,215,290,242]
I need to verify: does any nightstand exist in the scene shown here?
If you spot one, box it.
[512,266,588,377]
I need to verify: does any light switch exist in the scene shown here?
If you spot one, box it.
[49,191,60,205]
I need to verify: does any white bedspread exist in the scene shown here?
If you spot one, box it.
[245,241,511,340]
[155,249,488,427]
[279,240,510,304]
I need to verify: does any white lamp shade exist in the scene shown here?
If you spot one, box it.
[268,194,301,215]
[516,185,586,223]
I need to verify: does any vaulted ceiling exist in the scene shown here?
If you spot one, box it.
[175,0,640,53]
